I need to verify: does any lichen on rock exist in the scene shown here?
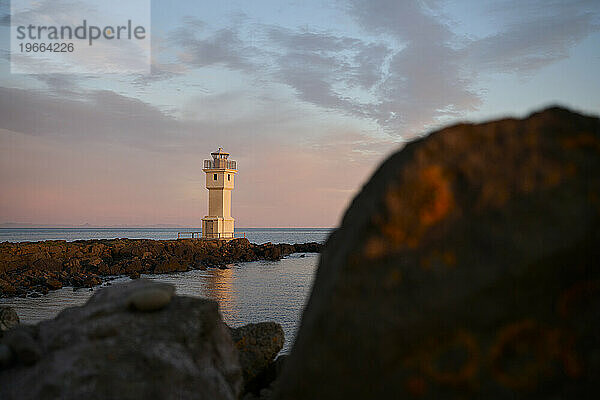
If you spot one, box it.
[275,106,600,399]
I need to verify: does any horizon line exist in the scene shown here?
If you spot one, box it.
[0,223,335,229]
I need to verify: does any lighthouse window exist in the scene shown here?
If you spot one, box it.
[228,174,231,181]
[213,174,217,180]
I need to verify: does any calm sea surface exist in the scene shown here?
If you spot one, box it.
[0,228,331,354]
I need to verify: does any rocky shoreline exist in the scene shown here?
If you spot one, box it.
[0,238,322,298]
[0,280,288,399]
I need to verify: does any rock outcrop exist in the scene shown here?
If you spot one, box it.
[230,322,285,394]
[0,239,322,297]
[276,107,600,398]
[0,280,244,400]
[0,306,19,337]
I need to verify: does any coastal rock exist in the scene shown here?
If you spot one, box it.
[154,258,187,273]
[44,278,62,290]
[127,286,174,312]
[0,306,19,335]
[230,322,285,394]
[0,280,242,400]
[0,343,13,368]
[241,355,288,400]
[292,242,322,253]
[0,239,322,297]
[276,107,600,399]
[0,279,17,296]
[128,271,141,279]
[2,326,41,366]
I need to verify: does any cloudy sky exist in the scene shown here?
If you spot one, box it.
[1,0,599,227]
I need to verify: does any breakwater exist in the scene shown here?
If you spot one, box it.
[0,238,322,297]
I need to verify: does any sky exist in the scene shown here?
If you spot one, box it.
[0,0,599,227]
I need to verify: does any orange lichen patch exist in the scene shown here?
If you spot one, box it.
[561,133,600,153]
[383,183,405,215]
[362,236,389,260]
[380,224,419,249]
[377,164,455,252]
[405,375,427,397]
[542,168,564,187]
[418,165,454,228]
[550,330,582,379]
[564,162,577,177]
[419,250,457,270]
[384,268,402,288]
[489,320,578,390]
[421,330,480,386]
[561,348,583,378]
[556,280,600,319]
[442,251,457,268]
[477,178,508,208]
[489,320,545,390]
[419,256,432,270]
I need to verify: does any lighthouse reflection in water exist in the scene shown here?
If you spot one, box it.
[2,252,318,355]
[146,253,318,354]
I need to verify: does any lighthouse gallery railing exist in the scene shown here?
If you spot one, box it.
[203,159,237,169]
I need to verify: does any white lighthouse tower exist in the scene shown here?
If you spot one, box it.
[202,148,237,239]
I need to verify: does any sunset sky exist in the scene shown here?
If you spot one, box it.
[1,0,599,227]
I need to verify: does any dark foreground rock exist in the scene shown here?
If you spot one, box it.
[230,322,285,395]
[0,306,19,338]
[0,280,243,400]
[0,238,322,297]
[275,107,600,399]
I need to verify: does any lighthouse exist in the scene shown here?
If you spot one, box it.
[202,148,237,239]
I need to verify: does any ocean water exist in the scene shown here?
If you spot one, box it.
[0,227,329,245]
[0,228,331,354]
